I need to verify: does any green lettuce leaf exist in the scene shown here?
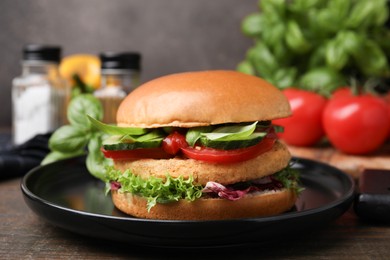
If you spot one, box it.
[274,165,304,194]
[106,167,203,211]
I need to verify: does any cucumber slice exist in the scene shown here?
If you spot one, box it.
[103,139,162,151]
[199,132,266,150]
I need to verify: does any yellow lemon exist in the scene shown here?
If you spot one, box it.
[59,54,101,89]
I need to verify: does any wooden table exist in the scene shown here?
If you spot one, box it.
[1,144,390,259]
[288,142,390,179]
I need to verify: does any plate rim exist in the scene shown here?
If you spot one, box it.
[21,156,355,225]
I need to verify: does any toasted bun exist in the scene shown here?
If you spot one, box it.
[113,141,291,186]
[116,70,291,128]
[112,189,297,220]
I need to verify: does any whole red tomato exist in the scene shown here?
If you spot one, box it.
[323,94,390,154]
[331,87,354,99]
[273,88,328,146]
[384,93,390,139]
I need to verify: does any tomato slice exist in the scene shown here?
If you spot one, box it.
[181,133,276,164]
[101,147,172,160]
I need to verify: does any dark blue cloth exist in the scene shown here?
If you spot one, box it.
[0,133,50,180]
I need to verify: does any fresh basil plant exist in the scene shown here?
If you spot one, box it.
[239,0,390,94]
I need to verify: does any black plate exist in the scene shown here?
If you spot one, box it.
[21,156,354,248]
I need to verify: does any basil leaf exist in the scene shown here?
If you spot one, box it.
[285,20,311,54]
[186,126,214,147]
[236,60,255,75]
[202,122,258,141]
[41,150,85,165]
[123,129,165,143]
[241,13,264,37]
[49,125,89,153]
[67,94,103,130]
[289,0,326,12]
[299,67,345,96]
[247,42,278,79]
[273,67,297,89]
[346,0,382,29]
[352,39,389,76]
[325,39,349,70]
[87,115,147,136]
[87,132,113,181]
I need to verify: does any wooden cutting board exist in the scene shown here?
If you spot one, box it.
[287,141,390,179]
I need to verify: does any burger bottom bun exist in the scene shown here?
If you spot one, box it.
[111,189,297,220]
[113,141,291,186]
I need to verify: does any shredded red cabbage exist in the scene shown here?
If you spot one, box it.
[111,181,121,191]
[202,176,284,201]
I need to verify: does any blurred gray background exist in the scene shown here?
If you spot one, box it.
[0,0,257,128]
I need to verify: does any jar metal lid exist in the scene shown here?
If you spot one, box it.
[23,44,61,63]
[100,52,141,71]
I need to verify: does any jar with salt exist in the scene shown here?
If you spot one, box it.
[12,44,69,145]
[94,52,141,124]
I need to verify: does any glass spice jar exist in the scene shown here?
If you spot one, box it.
[94,52,141,124]
[12,44,70,145]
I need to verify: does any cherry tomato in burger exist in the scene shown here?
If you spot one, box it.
[273,88,327,147]
[162,131,188,155]
[323,94,390,155]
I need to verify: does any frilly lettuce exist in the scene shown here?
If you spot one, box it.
[105,167,203,211]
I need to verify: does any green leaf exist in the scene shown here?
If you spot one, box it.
[285,20,312,53]
[352,39,389,77]
[247,42,278,78]
[87,132,113,181]
[241,13,264,37]
[41,150,85,165]
[87,115,147,136]
[262,22,286,47]
[274,164,303,195]
[259,0,286,17]
[201,122,258,141]
[288,0,327,12]
[325,39,349,71]
[67,94,103,130]
[335,30,362,56]
[299,67,346,96]
[273,67,298,89]
[186,126,214,147]
[236,60,255,75]
[346,0,387,29]
[120,129,165,143]
[48,125,89,153]
[308,45,326,69]
[271,42,290,64]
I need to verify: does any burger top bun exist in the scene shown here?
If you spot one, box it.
[116,70,291,128]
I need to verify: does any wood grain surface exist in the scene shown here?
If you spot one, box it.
[288,142,390,179]
[1,176,390,259]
